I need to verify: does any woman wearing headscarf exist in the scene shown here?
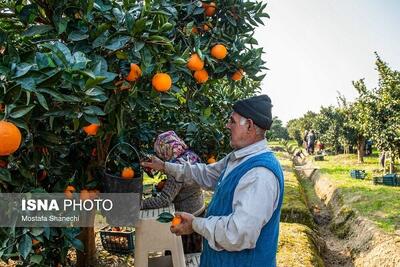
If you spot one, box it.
[141,130,205,253]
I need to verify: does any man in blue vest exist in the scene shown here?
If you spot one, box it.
[142,94,284,267]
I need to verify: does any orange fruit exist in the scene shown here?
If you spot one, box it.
[203,24,211,31]
[89,189,99,199]
[32,239,40,246]
[203,2,217,17]
[187,53,204,71]
[231,69,244,81]
[64,190,73,199]
[171,216,182,226]
[191,27,199,34]
[83,124,99,136]
[152,73,172,92]
[0,121,22,156]
[125,63,142,82]
[80,189,90,200]
[207,157,216,164]
[194,69,209,84]
[211,44,228,60]
[65,185,76,192]
[121,167,135,179]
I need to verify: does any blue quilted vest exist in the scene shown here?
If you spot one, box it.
[200,152,284,267]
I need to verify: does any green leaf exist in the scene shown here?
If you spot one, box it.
[69,238,84,252]
[133,18,146,34]
[35,52,56,69]
[68,31,89,41]
[92,31,110,48]
[157,212,174,223]
[13,63,33,78]
[160,22,173,32]
[134,41,145,52]
[85,88,105,96]
[23,25,54,37]
[104,36,130,51]
[84,114,100,125]
[72,52,89,70]
[30,228,44,236]
[83,106,106,116]
[0,169,11,183]
[30,254,43,264]
[18,234,32,260]
[9,105,35,119]
[35,93,49,110]
[85,76,106,89]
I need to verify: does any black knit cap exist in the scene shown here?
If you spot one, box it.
[233,94,273,130]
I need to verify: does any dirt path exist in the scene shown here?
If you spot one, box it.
[294,161,354,267]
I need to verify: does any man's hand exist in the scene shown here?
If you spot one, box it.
[170,212,195,236]
[140,155,165,172]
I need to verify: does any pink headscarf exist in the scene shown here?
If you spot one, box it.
[154,131,188,161]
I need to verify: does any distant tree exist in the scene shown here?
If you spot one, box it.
[353,54,400,172]
[267,116,289,141]
[313,106,344,153]
[286,118,303,146]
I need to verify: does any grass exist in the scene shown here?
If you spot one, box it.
[314,153,400,232]
[279,154,314,228]
[277,223,324,267]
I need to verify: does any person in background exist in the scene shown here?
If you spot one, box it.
[307,130,316,154]
[141,130,205,253]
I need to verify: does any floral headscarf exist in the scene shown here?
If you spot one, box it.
[154,131,200,164]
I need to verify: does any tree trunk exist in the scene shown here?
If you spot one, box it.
[389,152,395,173]
[77,211,97,267]
[357,136,365,163]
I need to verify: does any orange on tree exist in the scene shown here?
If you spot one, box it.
[125,63,142,82]
[65,185,76,192]
[187,53,204,71]
[32,239,41,246]
[80,189,90,200]
[211,44,228,60]
[191,27,199,34]
[194,69,209,84]
[171,216,182,226]
[121,167,135,179]
[152,73,172,92]
[83,124,99,136]
[231,69,244,81]
[0,120,22,156]
[203,23,211,31]
[203,2,217,17]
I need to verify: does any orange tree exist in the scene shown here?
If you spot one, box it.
[0,0,267,265]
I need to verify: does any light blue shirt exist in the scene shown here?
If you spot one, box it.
[165,139,280,251]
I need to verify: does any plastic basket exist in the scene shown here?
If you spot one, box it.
[350,170,366,179]
[101,142,143,226]
[102,142,143,194]
[100,226,135,254]
[373,174,399,186]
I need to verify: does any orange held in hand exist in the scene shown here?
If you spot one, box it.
[207,156,216,164]
[187,53,204,71]
[171,216,182,226]
[152,73,172,92]
[125,63,142,82]
[0,121,22,156]
[83,124,100,136]
[211,44,227,60]
[121,167,135,179]
[194,69,209,84]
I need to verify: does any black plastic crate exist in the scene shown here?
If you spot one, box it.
[100,226,135,254]
[350,170,366,179]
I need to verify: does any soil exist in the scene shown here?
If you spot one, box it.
[295,159,400,267]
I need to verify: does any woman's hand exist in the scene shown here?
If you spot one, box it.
[170,212,194,236]
[141,155,166,172]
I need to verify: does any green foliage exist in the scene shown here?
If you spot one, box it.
[266,116,289,141]
[352,54,400,162]
[0,0,269,264]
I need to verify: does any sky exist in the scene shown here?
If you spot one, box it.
[255,0,400,125]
